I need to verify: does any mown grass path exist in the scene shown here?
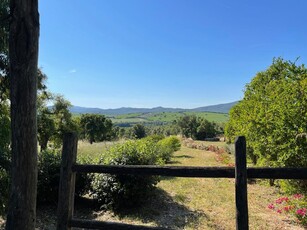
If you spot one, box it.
[155,145,303,229]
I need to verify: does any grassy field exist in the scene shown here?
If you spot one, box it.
[110,111,229,125]
[77,140,121,162]
[73,111,229,126]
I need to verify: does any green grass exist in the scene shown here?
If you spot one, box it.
[111,111,229,125]
[77,140,121,162]
[73,111,229,126]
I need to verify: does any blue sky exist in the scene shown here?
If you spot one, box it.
[39,0,307,109]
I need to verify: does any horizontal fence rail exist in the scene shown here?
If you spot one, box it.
[73,164,307,179]
[72,165,235,178]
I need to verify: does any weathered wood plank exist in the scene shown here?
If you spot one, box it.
[247,168,307,179]
[235,136,248,230]
[70,218,167,230]
[56,133,78,230]
[73,165,235,178]
[73,164,307,179]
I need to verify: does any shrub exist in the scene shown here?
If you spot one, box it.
[157,136,181,163]
[37,149,93,204]
[131,124,146,139]
[75,156,96,196]
[143,134,165,143]
[159,136,181,152]
[91,139,162,211]
[37,149,62,204]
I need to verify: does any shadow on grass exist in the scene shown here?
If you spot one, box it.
[173,155,194,159]
[159,176,176,181]
[72,188,223,230]
[167,160,182,165]
[34,190,225,230]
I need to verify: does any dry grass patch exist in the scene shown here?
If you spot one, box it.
[77,140,122,162]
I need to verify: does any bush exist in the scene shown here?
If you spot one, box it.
[75,156,95,196]
[37,149,62,204]
[157,136,181,163]
[143,134,165,143]
[37,149,93,204]
[91,139,162,211]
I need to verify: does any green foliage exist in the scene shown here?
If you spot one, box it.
[91,137,180,211]
[225,58,307,191]
[177,115,198,138]
[131,124,147,139]
[195,118,218,140]
[37,149,93,204]
[75,156,94,196]
[37,106,56,151]
[157,136,181,163]
[52,95,79,143]
[37,93,79,150]
[143,134,165,143]
[37,150,62,204]
[80,114,114,144]
[177,115,219,140]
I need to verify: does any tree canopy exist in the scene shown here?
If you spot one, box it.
[80,114,113,144]
[177,115,218,140]
[225,58,307,168]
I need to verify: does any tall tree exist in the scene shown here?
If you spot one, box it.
[131,124,147,139]
[80,114,113,144]
[177,115,218,140]
[6,0,39,229]
[225,58,307,168]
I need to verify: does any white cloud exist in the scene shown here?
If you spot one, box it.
[69,69,77,73]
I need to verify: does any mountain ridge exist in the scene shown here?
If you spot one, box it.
[69,101,239,115]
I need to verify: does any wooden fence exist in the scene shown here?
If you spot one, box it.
[56,133,307,230]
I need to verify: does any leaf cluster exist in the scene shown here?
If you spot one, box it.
[177,115,219,140]
[91,136,181,211]
[225,58,307,192]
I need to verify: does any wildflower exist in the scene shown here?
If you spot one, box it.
[296,208,306,217]
[275,197,289,204]
[283,206,293,212]
[293,194,304,199]
[277,209,282,214]
[268,203,275,210]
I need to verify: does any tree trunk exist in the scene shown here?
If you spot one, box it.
[40,138,48,151]
[6,0,39,229]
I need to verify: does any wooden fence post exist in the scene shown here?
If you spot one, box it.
[235,136,248,230]
[57,133,78,230]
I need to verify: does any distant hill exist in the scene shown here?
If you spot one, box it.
[69,101,238,115]
[191,101,238,113]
